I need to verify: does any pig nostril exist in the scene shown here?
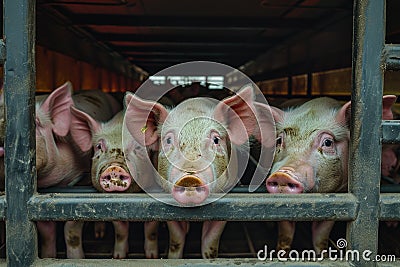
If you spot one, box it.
[121,175,131,181]
[288,183,298,189]
[175,186,185,193]
[196,187,205,192]
[267,181,278,187]
[104,175,111,181]
[175,175,203,187]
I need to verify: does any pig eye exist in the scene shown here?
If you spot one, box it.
[213,136,220,145]
[276,137,282,146]
[319,133,336,155]
[163,132,175,149]
[323,139,333,147]
[210,131,221,146]
[276,133,284,148]
[95,139,106,153]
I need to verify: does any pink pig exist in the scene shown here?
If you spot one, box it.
[124,85,272,258]
[67,108,160,259]
[35,82,121,258]
[264,95,396,255]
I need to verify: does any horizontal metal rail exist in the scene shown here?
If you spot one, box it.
[31,258,355,267]
[384,44,400,71]
[379,193,400,220]
[28,193,358,221]
[37,184,400,194]
[382,120,400,144]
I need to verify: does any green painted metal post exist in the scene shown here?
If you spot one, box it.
[4,0,37,265]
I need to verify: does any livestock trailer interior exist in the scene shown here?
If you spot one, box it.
[1,0,400,266]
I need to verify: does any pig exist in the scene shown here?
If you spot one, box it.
[66,108,160,259]
[381,145,400,183]
[35,82,121,258]
[264,95,396,255]
[381,144,400,228]
[124,84,273,258]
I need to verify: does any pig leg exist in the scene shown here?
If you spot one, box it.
[201,220,227,259]
[64,221,85,258]
[37,221,57,258]
[166,221,189,259]
[112,221,129,259]
[144,221,159,258]
[276,221,296,254]
[311,220,335,255]
[385,221,399,228]
[94,221,106,239]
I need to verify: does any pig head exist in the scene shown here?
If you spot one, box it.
[70,109,139,193]
[124,85,263,206]
[267,96,396,194]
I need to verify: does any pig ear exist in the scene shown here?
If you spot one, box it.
[214,84,257,145]
[270,106,284,123]
[382,95,397,120]
[40,81,74,137]
[124,92,168,146]
[70,106,101,152]
[336,100,352,126]
[253,102,281,147]
[336,95,397,125]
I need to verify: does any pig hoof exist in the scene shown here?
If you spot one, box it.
[94,222,106,239]
[145,241,159,258]
[113,240,128,259]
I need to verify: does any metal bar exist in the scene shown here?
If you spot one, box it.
[380,184,400,193]
[28,193,358,221]
[380,194,400,220]
[4,0,38,265]
[383,44,400,71]
[32,258,353,266]
[37,185,269,194]
[0,40,5,64]
[382,120,400,144]
[37,184,400,193]
[347,1,385,266]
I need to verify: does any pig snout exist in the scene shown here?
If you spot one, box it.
[172,175,210,205]
[100,165,132,192]
[266,170,304,194]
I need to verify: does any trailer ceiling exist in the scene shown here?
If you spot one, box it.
[33,0,400,79]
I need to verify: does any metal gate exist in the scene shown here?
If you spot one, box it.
[1,0,400,266]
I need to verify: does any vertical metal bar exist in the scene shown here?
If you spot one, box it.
[347,0,385,266]
[4,0,37,265]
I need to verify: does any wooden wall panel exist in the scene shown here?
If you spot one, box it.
[80,61,99,90]
[36,46,54,92]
